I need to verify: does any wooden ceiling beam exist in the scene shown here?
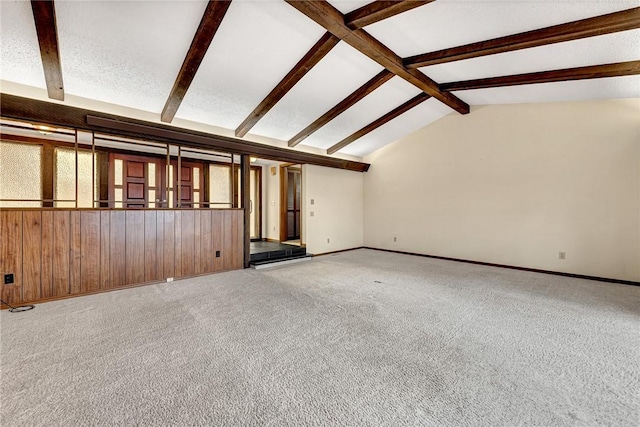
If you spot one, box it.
[31,1,64,101]
[161,0,232,123]
[235,1,436,139]
[345,0,435,29]
[288,69,394,147]
[285,0,469,115]
[0,93,370,172]
[327,93,430,155]
[440,60,640,92]
[405,7,640,68]
[234,32,340,137]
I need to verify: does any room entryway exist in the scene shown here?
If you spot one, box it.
[280,164,301,244]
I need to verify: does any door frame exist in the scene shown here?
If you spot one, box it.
[250,165,263,241]
[279,164,302,243]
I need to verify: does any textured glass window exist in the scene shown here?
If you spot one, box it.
[0,141,42,207]
[168,165,174,208]
[114,188,123,208]
[54,148,97,208]
[148,163,156,187]
[114,159,123,185]
[209,165,231,207]
[193,167,200,190]
[148,189,156,208]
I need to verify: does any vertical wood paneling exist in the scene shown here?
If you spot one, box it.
[23,211,42,302]
[52,210,70,296]
[181,210,195,277]
[1,211,23,303]
[1,208,244,306]
[69,211,81,294]
[156,210,164,280]
[235,211,244,269]
[163,210,175,279]
[223,210,233,271]
[144,210,158,282]
[201,210,212,273]
[100,211,110,289]
[41,211,54,298]
[212,211,224,272]
[109,211,126,288]
[194,211,202,275]
[80,211,101,292]
[125,210,145,285]
[174,211,183,277]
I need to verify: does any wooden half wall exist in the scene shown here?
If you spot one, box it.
[0,208,244,306]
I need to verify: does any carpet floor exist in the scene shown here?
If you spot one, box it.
[1,249,639,426]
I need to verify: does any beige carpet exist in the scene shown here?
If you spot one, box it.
[1,249,639,426]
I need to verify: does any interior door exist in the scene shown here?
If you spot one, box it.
[110,153,161,208]
[286,168,301,240]
[170,161,203,208]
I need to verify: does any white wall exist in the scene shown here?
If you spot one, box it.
[364,99,640,282]
[304,164,364,255]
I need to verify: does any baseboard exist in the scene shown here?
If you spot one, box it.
[363,247,640,287]
[312,247,365,257]
[0,268,243,310]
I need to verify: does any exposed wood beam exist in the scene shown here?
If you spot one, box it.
[288,70,394,147]
[235,32,340,137]
[405,7,640,68]
[285,0,469,114]
[161,1,232,123]
[0,93,370,172]
[345,0,435,29]
[440,60,640,92]
[327,93,430,155]
[31,1,64,101]
[235,1,434,138]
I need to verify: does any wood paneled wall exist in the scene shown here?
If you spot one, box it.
[0,209,244,305]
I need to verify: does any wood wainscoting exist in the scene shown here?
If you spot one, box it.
[0,208,244,306]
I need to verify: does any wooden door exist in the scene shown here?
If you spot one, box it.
[280,166,301,241]
[110,153,161,208]
[171,161,204,208]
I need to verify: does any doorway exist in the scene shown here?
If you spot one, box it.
[280,165,301,244]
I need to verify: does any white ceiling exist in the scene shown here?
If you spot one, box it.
[1,0,639,160]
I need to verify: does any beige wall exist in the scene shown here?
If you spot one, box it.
[364,99,640,282]
[304,164,364,255]
[262,161,281,241]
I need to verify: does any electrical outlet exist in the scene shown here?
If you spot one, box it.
[327,238,330,244]
[4,274,14,285]
[272,226,275,232]
[393,237,397,242]
[559,252,566,260]
[310,211,314,217]
[166,277,174,282]
[215,250,221,258]
[310,199,315,205]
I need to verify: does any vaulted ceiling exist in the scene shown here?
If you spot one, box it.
[2,0,639,159]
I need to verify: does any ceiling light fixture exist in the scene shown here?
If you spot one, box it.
[34,125,52,135]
